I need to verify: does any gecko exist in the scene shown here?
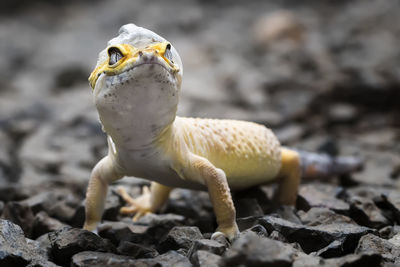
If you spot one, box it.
[83,24,362,241]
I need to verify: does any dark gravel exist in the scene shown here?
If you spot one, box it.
[0,0,399,266]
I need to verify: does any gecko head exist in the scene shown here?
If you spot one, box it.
[89,24,183,96]
[89,24,183,145]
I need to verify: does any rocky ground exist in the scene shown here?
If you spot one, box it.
[0,0,400,266]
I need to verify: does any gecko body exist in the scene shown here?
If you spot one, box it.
[83,24,361,241]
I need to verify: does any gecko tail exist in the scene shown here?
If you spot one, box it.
[290,149,363,180]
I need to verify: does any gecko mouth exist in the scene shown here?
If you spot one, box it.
[94,59,178,90]
[100,61,176,90]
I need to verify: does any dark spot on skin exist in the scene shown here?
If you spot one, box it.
[151,124,159,132]
[141,153,146,158]
[138,51,143,57]
[172,92,175,96]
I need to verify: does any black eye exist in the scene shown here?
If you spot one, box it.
[164,44,174,63]
[108,47,123,65]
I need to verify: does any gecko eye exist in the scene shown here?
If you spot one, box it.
[163,44,174,63]
[108,47,123,66]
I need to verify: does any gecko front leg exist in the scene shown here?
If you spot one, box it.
[118,182,173,221]
[184,154,239,242]
[84,156,123,231]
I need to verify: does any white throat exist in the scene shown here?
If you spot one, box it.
[94,63,179,150]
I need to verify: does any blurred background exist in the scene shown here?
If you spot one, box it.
[0,0,399,193]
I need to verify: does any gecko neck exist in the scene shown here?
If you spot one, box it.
[94,68,180,150]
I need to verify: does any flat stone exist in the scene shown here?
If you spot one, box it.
[165,189,215,233]
[0,219,32,266]
[117,241,158,258]
[325,252,382,267]
[102,189,123,221]
[0,219,54,267]
[234,198,264,218]
[98,221,150,246]
[31,211,67,239]
[315,240,345,258]
[297,184,349,212]
[48,226,116,266]
[191,250,221,267]
[221,232,295,267]
[187,239,227,260]
[293,253,325,267]
[71,251,153,267]
[356,234,400,264]
[134,213,186,243]
[348,195,390,228]
[2,201,35,238]
[155,251,192,267]
[246,224,268,237]
[72,250,191,267]
[159,226,203,253]
[259,215,373,253]
[22,189,80,223]
[298,207,356,226]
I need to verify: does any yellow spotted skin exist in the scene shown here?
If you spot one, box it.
[164,117,282,191]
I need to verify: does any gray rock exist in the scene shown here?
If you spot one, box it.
[155,251,192,267]
[22,189,81,223]
[134,213,186,243]
[31,211,67,239]
[297,184,349,212]
[259,215,373,253]
[191,250,221,267]
[315,240,345,258]
[48,226,116,266]
[273,205,302,225]
[0,219,32,266]
[298,207,356,226]
[325,252,382,267]
[71,251,153,267]
[0,219,54,267]
[166,189,215,233]
[221,232,295,267]
[188,239,227,259]
[328,103,358,124]
[2,201,35,237]
[269,230,287,242]
[293,253,325,267]
[348,195,390,228]
[98,221,150,246]
[246,224,268,237]
[35,233,53,262]
[356,234,400,264]
[234,198,264,218]
[102,189,123,221]
[117,241,158,258]
[379,225,400,239]
[72,250,191,267]
[159,226,203,253]
[0,201,3,216]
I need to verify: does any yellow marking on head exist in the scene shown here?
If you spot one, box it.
[88,42,179,90]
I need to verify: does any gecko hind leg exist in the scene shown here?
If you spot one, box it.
[274,147,301,205]
[118,182,172,221]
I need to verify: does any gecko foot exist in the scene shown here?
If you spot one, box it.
[211,224,240,243]
[117,186,153,221]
